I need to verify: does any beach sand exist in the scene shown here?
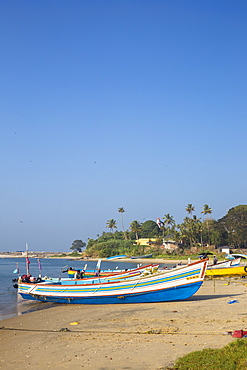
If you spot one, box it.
[1,278,247,369]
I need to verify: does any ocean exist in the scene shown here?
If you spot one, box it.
[0,257,168,321]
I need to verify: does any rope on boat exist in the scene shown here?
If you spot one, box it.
[0,326,233,336]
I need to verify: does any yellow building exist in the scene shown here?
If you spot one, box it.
[135,238,157,246]
[135,238,179,252]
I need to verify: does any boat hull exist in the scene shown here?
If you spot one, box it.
[19,281,203,304]
[206,265,247,277]
[18,260,208,305]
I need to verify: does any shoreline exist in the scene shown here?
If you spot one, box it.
[0,254,192,265]
[0,254,196,264]
[1,279,247,369]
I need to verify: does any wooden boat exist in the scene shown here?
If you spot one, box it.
[17,259,208,304]
[206,264,247,277]
[33,264,159,285]
[67,263,158,278]
[130,254,153,259]
[107,255,127,260]
[225,253,247,260]
[207,258,241,269]
[30,265,159,286]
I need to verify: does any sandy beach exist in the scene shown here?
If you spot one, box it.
[1,276,247,370]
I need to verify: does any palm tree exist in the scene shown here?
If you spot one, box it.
[179,215,201,248]
[118,207,127,239]
[129,220,142,240]
[179,216,194,248]
[201,204,212,217]
[185,204,195,217]
[163,214,175,231]
[201,204,212,245]
[106,219,117,236]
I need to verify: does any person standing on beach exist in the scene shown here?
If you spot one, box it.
[213,255,218,265]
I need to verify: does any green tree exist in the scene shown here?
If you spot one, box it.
[185,204,195,217]
[129,220,142,240]
[201,204,212,245]
[106,219,117,238]
[206,219,222,246]
[118,207,127,239]
[141,220,160,238]
[163,214,176,234]
[178,215,202,248]
[70,240,86,253]
[217,205,247,248]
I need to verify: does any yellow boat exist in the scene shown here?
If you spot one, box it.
[206,265,247,277]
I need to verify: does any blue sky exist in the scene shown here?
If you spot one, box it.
[1,1,247,252]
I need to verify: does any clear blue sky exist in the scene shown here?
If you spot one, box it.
[1,1,247,252]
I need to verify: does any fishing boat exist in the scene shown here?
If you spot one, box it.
[206,264,247,277]
[13,264,159,287]
[130,254,153,259]
[18,259,208,304]
[207,258,241,269]
[225,253,247,260]
[66,263,158,278]
[107,255,127,260]
[35,264,159,284]
[28,264,159,286]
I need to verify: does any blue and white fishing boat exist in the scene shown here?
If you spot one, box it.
[107,255,127,260]
[66,263,157,278]
[18,259,208,304]
[28,264,159,285]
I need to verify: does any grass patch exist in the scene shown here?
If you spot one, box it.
[168,338,247,370]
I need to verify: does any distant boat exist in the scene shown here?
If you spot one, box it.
[225,253,247,260]
[130,254,153,259]
[17,259,208,305]
[107,255,127,260]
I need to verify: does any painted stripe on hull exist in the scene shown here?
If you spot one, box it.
[19,281,203,304]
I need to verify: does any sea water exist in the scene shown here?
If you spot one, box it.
[0,258,168,321]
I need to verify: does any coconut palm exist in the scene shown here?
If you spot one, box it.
[118,207,127,239]
[185,204,195,217]
[106,219,117,235]
[163,214,175,231]
[179,215,201,248]
[129,220,142,240]
[201,204,212,245]
[201,204,212,217]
